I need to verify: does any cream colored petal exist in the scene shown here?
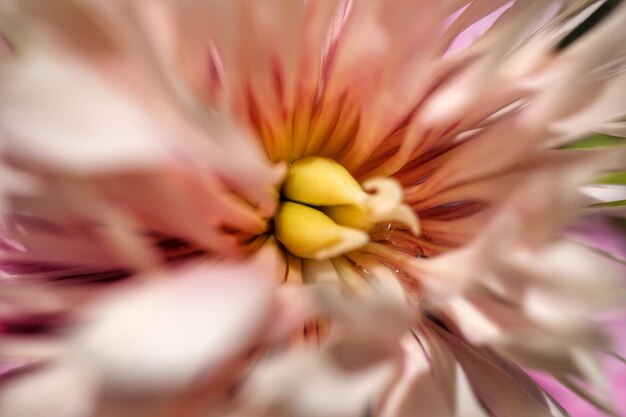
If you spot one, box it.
[0,52,172,172]
[0,361,98,417]
[581,184,626,204]
[73,248,281,391]
[244,348,396,417]
[241,284,412,417]
[421,2,555,128]
[362,178,420,235]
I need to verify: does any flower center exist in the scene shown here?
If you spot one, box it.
[274,157,419,259]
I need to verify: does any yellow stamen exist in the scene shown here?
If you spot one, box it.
[274,202,369,259]
[282,157,368,206]
[323,204,372,231]
[325,179,419,235]
[275,156,419,260]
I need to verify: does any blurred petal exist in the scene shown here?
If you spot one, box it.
[241,285,411,417]
[567,215,626,262]
[0,361,97,417]
[74,247,282,391]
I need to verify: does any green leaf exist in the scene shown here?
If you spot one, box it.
[561,134,626,149]
[594,172,626,185]
[589,199,626,208]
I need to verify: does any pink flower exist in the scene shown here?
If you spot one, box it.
[0,1,625,416]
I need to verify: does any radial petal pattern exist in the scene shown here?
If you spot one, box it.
[1,1,626,417]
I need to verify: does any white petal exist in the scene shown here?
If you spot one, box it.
[244,348,396,417]
[0,52,172,173]
[0,361,97,417]
[73,249,281,391]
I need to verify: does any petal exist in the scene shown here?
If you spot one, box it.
[73,248,282,391]
[0,51,173,172]
[0,361,97,417]
[434,326,557,417]
[241,285,411,417]
[566,214,626,262]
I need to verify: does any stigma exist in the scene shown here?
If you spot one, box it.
[275,157,419,259]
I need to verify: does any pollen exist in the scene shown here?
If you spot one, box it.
[275,157,419,260]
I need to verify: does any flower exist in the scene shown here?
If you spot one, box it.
[1,1,626,417]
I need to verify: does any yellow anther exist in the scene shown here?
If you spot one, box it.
[276,156,419,259]
[324,179,420,235]
[282,157,368,206]
[275,201,369,259]
[323,204,373,231]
